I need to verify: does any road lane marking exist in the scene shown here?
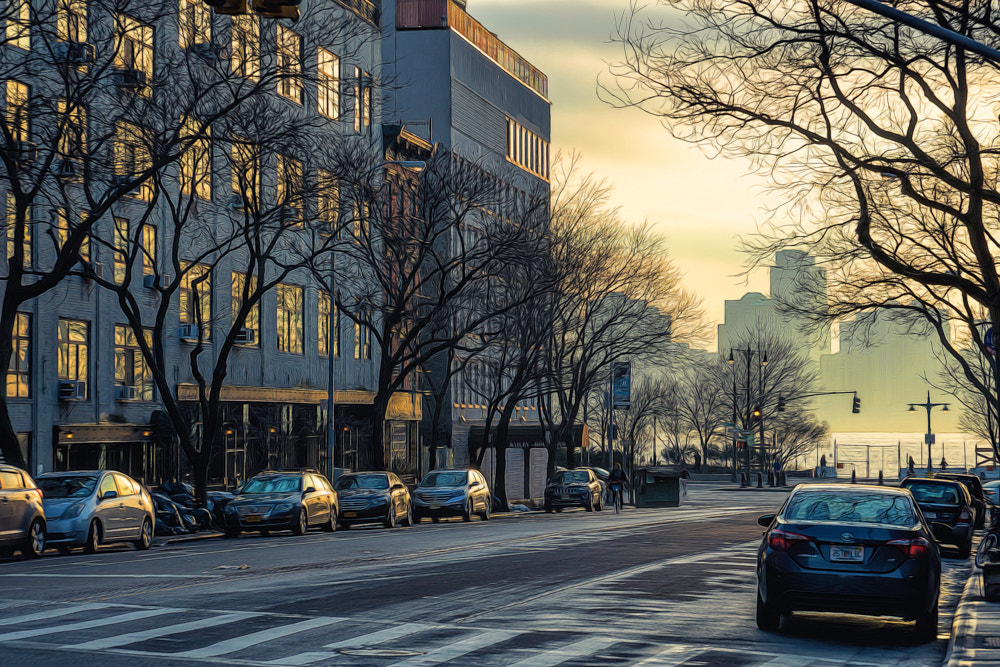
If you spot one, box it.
[385,630,523,667]
[0,603,115,626]
[169,616,347,658]
[0,573,223,579]
[62,611,261,650]
[506,636,618,666]
[0,608,179,642]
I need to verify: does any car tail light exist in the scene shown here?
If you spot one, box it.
[959,507,971,523]
[32,487,43,500]
[768,528,811,552]
[887,536,930,558]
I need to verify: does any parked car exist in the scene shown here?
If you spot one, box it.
[37,470,154,554]
[545,468,604,512]
[755,484,942,639]
[223,469,338,537]
[412,469,491,522]
[985,480,1000,506]
[0,464,45,558]
[580,466,609,503]
[335,472,412,529]
[934,472,988,529]
[899,477,976,557]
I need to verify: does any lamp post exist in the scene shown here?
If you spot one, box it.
[729,345,767,479]
[325,159,425,483]
[907,391,950,473]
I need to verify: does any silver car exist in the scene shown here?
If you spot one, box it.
[37,471,154,554]
[0,464,45,558]
[412,469,492,523]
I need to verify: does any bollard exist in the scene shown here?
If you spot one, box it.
[851,469,857,484]
[740,472,748,487]
[878,470,883,485]
[757,472,763,488]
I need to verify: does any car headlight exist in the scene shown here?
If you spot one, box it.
[60,502,84,520]
[372,496,389,506]
[271,503,295,513]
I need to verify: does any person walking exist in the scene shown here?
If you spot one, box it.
[819,454,827,478]
[680,466,690,496]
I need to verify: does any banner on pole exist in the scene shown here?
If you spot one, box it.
[612,361,631,410]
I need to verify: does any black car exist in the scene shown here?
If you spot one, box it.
[545,468,603,512]
[935,472,988,529]
[899,477,975,556]
[223,469,338,537]
[335,472,412,529]
[756,484,942,639]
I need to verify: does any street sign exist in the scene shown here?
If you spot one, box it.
[925,433,936,445]
[612,361,631,410]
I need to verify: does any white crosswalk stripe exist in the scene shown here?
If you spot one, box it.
[170,616,347,659]
[385,630,522,666]
[0,607,179,643]
[63,610,261,650]
[0,602,114,627]
[506,635,618,667]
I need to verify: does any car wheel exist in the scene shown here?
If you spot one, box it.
[596,495,603,512]
[463,500,473,522]
[22,519,45,559]
[292,509,308,536]
[544,502,553,513]
[977,532,999,567]
[83,520,101,554]
[403,504,413,527]
[412,511,422,524]
[755,592,781,632]
[480,501,491,521]
[133,518,153,551]
[915,600,939,641]
[585,497,594,512]
[431,516,440,523]
[384,506,397,529]
[322,507,337,532]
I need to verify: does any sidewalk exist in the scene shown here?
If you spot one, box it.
[948,564,1000,666]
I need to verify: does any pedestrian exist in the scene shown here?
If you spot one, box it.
[941,457,948,471]
[680,465,690,496]
[907,455,915,476]
[694,451,702,473]
[819,454,826,478]
[772,459,782,486]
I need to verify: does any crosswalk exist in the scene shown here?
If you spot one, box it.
[0,599,884,666]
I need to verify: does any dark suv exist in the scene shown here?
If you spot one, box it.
[223,469,338,537]
[899,477,976,557]
[545,468,604,512]
[0,464,45,558]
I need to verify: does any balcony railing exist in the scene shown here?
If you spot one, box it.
[396,0,548,99]
[335,0,379,26]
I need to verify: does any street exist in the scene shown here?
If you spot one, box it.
[0,483,971,667]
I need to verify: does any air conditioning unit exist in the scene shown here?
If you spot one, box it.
[13,141,36,162]
[114,385,139,402]
[111,68,146,89]
[54,41,96,65]
[58,380,86,401]
[177,323,200,341]
[228,194,246,211]
[234,328,256,345]
[57,159,78,178]
[142,274,170,289]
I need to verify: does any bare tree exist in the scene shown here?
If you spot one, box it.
[673,358,730,469]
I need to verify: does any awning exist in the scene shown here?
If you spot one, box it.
[176,384,375,405]
[55,423,152,445]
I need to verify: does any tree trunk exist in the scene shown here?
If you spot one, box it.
[0,302,26,468]
[491,401,519,510]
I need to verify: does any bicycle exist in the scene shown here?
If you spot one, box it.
[976,502,1000,568]
[610,482,624,514]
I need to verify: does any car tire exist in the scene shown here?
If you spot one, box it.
[384,506,397,529]
[585,497,594,512]
[133,518,153,551]
[544,503,553,513]
[463,500,473,522]
[915,600,939,641]
[412,511,422,525]
[431,516,440,523]
[977,532,999,567]
[755,592,781,632]
[596,496,603,511]
[83,520,100,554]
[323,512,337,533]
[480,501,491,521]
[22,519,45,559]
[292,509,308,536]
[403,504,413,527]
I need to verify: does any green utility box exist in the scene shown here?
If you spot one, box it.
[635,466,682,507]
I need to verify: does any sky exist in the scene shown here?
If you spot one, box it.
[472,0,772,349]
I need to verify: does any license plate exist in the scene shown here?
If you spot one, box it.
[830,545,864,562]
[246,515,261,523]
[343,511,357,518]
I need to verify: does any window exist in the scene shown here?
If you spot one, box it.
[115,15,153,95]
[360,72,372,134]
[231,271,259,346]
[7,312,30,398]
[351,197,368,242]
[6,80,29,144]
[57,0,87,42]
[180,117,211,200]
[58,319,88,390]
[114,122,153,200]
[57,98,86,160]
[353,310,370,360]
[506,118,549,180]
[231,14,259,81]
[56,208,89,262]
[276,25,301,103]
[276,283,303,354]
[141,224,155,276]
[7,0,29,50]
[276,153,302,221]
[318,290,330,357]
[318,48,339,119]
[317,169,338,231]
[179,0,210,49]
[352,66,361,133]
[231,138,258,200]
[113,216,128,284]
[179,262,211,332]
[114,325,153,400]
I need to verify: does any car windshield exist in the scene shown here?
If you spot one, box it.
[555,471,589,484]
[421,472,467,487]
[904,482,960,505]
[784,491,916,526]
[336,475,388,490]
[38,475,98,499]
[242,476,301,494]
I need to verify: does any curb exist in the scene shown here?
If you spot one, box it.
[946,565,982,666]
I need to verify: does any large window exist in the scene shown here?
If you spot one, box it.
[58,319,88,390]
[57,98,86,160]
[179,0,210,49]
[7,0,29,49]
[179,262,211,333]
[141,224,156,277]
[231,14,259,81]
[6,80,29,144]
[276,25,301,103]
[231,271,259,346]
[113,216,128,284]
[114,122,153,200]
[318,48,339,120]
[115,15,153,95]
[180,117,211,200]
[7,312,30,398]
[57,0,87,42]
[56,208,89,262]
[276,283,303,354]
[318,290,330,357]
[352,66,361,133]
[114,325,153,400]
[506,118,549,180]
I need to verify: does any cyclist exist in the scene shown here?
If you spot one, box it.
[608,463,628,511]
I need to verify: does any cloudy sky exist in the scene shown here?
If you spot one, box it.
[472,0,772,349]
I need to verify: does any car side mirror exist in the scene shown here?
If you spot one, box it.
[757,514,775,527]
[470,481,481,488]
[392,483,405,491]
[102,490,118,501]
[304,486,316,494]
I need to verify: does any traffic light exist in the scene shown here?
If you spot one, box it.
[777,395,785,412]
[852,394,861,414]
[252,0,300,20]
[751,405,762,421]
[204,0,248,15]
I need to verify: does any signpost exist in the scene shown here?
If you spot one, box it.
[612,362,631,410]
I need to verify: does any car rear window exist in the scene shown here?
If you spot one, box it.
[904,483,960,505]
[784,491,916,526]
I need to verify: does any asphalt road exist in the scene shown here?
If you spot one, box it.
[0,483,972,666]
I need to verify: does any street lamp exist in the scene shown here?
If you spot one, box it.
[325,159,426,483]
[729,345,767,480]
[907,391,950,473]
